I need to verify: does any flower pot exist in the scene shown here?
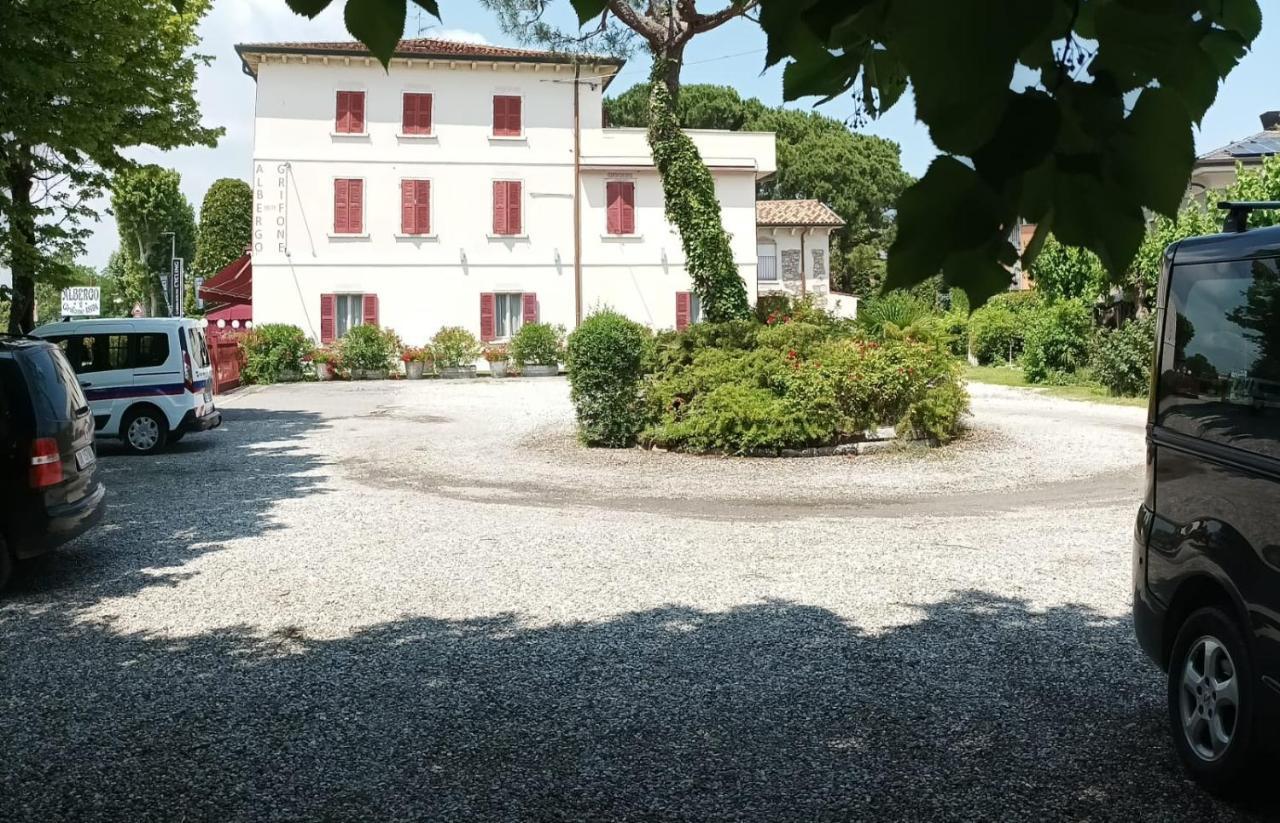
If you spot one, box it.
[314,363,335,381]
[354,368,386,380]
[405,361,425,380]
[279,369,302,383]
[489,361,508,378]
[439,365,477,379]
[521,364,559,377]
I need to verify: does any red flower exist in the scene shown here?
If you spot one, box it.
[787,349,798,359]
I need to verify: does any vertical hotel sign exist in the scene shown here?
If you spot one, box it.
[254,162,288,259]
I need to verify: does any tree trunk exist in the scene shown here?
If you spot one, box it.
[6,155,38,335]
[657,42,685,101]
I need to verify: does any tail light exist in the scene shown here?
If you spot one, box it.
[29,438,63,489]
[183,351,194,393]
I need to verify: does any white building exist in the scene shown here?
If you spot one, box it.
[234,37,839,345]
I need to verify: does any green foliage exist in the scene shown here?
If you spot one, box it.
[969,300,1021,365]
[1092,314,1156,397]
[239,324,310,384]
[111,164,198,315]
[565,310,655,447]
[429,326,483,368]
[1029,236,1108,303]
[647,61,749,322]
[193,179,253,285]
[858,291,933,338]
[1022,299,1094,384]
[284,0,443,65]
[757,0,1258,305]
[2,0,218,331]
[509,322,565,367]
[340,324,399,373]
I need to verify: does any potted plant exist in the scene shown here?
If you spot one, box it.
[484,344,510,378]
[309,346,338,381]
[510,322,565,377]
[431,326,483,378]
[342,324,397,379]
[402,346,429,379]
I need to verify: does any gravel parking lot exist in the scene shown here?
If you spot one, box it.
[1,378,1274,821]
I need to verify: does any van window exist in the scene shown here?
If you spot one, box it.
[1158,256,1280,460]
[136,333,170,368]
[18,347,84,423]
[187,327,210,368]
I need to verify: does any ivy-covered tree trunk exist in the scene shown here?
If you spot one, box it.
[6,152,38,334]
[647,58,749,322]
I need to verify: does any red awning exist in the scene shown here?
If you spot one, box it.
[199,253,252,307]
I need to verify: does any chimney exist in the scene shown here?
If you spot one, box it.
[1261,111,1280,131]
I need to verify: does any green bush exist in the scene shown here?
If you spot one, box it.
[238,323,309,384]
[340,324,399,373]
[1092,314,1156,396]
[1022,299,1094,384]
[566,310,654,447]
[654,319,759,370]
[510,322,565,367]
[430,326,483,368]
[968,292,1041,364]
[857,290,934,338]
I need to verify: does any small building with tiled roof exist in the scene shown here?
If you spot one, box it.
[755,200,849,312]
[1190,110,1280,194]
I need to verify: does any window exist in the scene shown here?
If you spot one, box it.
[1158,256,1280,460]
[136,334,170,368]
[334,179,364,234]
[757,241,778,282]
[402,92,432,135]
[320,294,377,343]
[480,292,537,341]
[493,95,522,136]
[494,293,523,339]
[606,181,635,235]
[401,179,431,235]
[335,295,365,339]
[492,180,523,236]
[335,90,365,134]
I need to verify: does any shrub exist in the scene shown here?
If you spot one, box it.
[1022,299,1093,383]
[1092,314,1156,396]
[967,292,1042,364]
[654,319,759,370]
[566,310,654,447]
[341,324,399,373]
[431,326,483,368]
[238,323,309,384]
[857,290,934,338]
[510,322,565,367]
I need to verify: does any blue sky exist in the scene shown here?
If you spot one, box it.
[78,0,1279,270]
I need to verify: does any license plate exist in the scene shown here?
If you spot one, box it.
[75,446,96,470]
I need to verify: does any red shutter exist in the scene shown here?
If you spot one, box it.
[401,180,414,234]
[675,292,692,331]
[349,179,363,234]
[417,180,430,235]
[494,95,521,136]
[336,92,348,133]
[621,182,635,235]
[522,293,538,325]
[420,94,432,133]
[493,181,507,235]
[508,96,522,134]
[507,181,522,235]
[480,293,497,342]
[334,179,348,233]
[362,293,379,327]
[320,294,336,343]
[350,91,365,133]
[404,93,432,134]
[606,182,621,235]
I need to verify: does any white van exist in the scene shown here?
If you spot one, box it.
[32,318,222,454]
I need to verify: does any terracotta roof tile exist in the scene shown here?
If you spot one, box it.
[756,200,845,227]
[235,37,622,70]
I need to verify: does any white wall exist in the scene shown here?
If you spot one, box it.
[755,228,834,300]
[250,56,774,343]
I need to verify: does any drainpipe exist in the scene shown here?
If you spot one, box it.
[799,229,807,298]
[573,64,583,327]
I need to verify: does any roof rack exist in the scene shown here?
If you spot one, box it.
[1218,200,1280,233]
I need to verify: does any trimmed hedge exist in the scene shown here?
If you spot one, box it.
[239,323,309,384]
[1092,314,1156,396]
[1022,298,1093,384]
[510,322,565,367]
[566,310,654,447]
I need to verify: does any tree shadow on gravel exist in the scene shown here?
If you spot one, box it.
[1,590,1273,822]
[6,407,328,604]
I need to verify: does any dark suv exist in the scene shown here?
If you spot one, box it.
[1134,202,1280,793]
[0,335,106,589]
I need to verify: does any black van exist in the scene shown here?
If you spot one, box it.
[1134,202,1280,793]
[0,335,106,589]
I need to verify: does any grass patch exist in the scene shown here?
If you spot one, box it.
[963,364,1148,408]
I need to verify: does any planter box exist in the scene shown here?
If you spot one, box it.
[353,369,387,380]
[314,364,335,381]
[439,365,477,379]
[405,361,425,380]
[489,361,508,378]
[278,369,303,383]
[520,364,559,377]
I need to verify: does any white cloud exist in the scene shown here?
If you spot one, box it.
[420,28,490,45]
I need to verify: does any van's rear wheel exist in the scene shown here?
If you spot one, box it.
[1167,606,1260,795]
[121,407,167,455]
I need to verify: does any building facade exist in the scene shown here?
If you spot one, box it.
[236,38,778,345]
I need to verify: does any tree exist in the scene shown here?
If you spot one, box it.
[193,177,253,283]
[291,0,1258,309]
[606,83,911,294]
[111,165,197,317]
[1028,236,1107,304]
[0,0,219,333]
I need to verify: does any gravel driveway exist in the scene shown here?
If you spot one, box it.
[1,378,1273,821]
